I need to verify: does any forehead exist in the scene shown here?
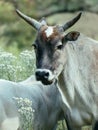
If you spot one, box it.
[38,25,62,42]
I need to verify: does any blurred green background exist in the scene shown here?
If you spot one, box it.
[0,0,98,55]
[0,1,98,129]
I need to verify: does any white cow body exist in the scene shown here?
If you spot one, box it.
[58,34,98,129]
[0,77,63,130]
[14,9,98,130]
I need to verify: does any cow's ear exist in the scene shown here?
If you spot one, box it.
[64,31,80,41]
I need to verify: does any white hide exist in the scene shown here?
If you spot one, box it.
[1,117,19,130]
[45,27,53,38]
[58,33,98,128]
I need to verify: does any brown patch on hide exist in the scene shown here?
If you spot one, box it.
[40,26,48,41]
[40,26,61,43]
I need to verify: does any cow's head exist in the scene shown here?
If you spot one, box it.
[16,10,81,85]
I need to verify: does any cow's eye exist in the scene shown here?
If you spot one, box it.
[56,44,63,50]
[32,44,37,50]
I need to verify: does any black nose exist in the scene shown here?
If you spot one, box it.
[35,70,49,81]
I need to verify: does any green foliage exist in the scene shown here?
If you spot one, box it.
[14,97,34,130]
[0,1,36,53]
[0,1,16,23]
[0,0,98,53]
[57,120,67,130]
[0,49,36,81]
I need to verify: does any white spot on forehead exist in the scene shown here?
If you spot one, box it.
[45,27,53,38]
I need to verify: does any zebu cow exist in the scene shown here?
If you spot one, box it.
[0,76,65,130]
[16,9,98,130]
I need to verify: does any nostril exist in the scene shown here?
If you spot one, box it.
[35,71,41,81]
[35,70,50,81]
[44,72,49,78]
[35,71,39,77]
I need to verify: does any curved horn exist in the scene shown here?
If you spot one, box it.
[16,9,41,30]
[62,12,82,31]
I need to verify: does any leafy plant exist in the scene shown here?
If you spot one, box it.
[0,49,36,81]
[13,97,35,130]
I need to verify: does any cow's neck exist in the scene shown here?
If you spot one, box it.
[57,43,92,109]
[56,35,98,125]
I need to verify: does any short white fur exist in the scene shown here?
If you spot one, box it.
[45,27,53,38]
[1,117,19,130]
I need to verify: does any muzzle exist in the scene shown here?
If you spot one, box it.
[35,69,55,85]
